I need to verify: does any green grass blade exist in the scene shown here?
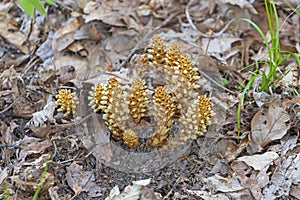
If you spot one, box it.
[32,153,52,200]
[237,71,259,137]
[29,0,46,15]
[292,53,300,68]
[19,0,35,17]
[44,0,56,6]
[2,181,8,200]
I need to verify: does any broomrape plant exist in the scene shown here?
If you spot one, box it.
[55,35,215,149]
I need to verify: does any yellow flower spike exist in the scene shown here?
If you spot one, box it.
[129,78,148,123]
[166,42,182,68]
[176,95,214,145]
[122,129,139,148]
[88,78,120,113]
[88,84,106,112]
[140,34,167,74]
[196,96,214,132]
[148,86,176,147]
[55,89,78,116]
[178,55,199,85]
[103,85,130,141]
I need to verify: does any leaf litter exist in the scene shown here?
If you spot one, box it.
[0,0,300,199]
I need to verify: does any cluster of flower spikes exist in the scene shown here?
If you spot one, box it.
[88,78,149,148]
[54,35,214,149]
[140,34,214,147]
[55,89,78,116]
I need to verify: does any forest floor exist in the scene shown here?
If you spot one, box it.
[1,0,300,199]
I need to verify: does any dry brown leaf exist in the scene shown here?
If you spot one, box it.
[237,152,279,171]
[0,16,27,53]
[18,137,52,162]
[66,162,103,198]
[187,189,258,200]
[263,153,300,199]
[217,0,257,14]
[248,99,290,153]
[10,154,54,192]
[105,179,151,200]
[53,55,88,79]
[204,174,244,193]
[26,101,56,138]
[83,1,141,30]
[2,120,18,146]
[12,97,35,119]
[0,167,8,185]
[290,184,300,199]
[0,66,18,90]
[52,17,81,53]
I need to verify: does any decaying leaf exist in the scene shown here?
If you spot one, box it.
[0,167,8,185]
[237,152,279,171]
[186,189,252,200]
[105,178,151,200]
[18,136,52,162]
[66,162,103,198]
[26,101,56,137]
[204,174,244,193]
[263,152,300,199]
[248,99,290,153]
[9,154,54,193]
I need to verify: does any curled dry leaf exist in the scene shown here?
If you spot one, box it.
[105,178,151,200]
[66,162,103,198]
[248,99,290,153]
[26,101,56,137]
[18,136,52,162]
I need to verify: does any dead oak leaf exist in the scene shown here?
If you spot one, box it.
[66,162,103,198]
[248,99,290,153]
[83,1,141,30]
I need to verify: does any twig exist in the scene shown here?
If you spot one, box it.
[51,140,57,160]
[279,4,300,31]
[0,142,21,148]
[185,0,235,38]
[200,70,235,94]
[21,56,41,77]
[0,93,25,115]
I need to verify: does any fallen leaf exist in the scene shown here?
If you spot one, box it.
[26,101,56,138]
[237,152,279,171]
[248,99,290,153]
[186,189,252,200]
[218,0,257,14]
[18,137,52,162]
[204,174,244,193]
[10,154,54,192]
[290,184,300,199]
[66,162,103,198]
[83,1,141,30]
[263,153,300,199]
[0,167,8,185]
[105,178,151,200]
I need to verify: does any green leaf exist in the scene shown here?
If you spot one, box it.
[19,0,35,17]
[28,0,46,15]
[44,0,56,6]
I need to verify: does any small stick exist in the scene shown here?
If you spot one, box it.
[185,0,235,38]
